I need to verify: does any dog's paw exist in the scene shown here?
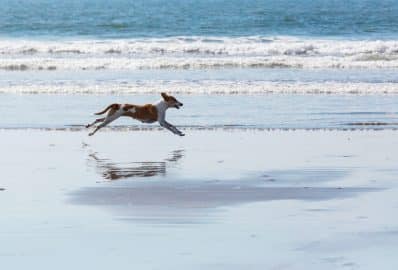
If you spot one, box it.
[88,132,94,136]
[178,133,185,137]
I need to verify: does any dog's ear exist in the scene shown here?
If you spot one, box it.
[161,92,169,100]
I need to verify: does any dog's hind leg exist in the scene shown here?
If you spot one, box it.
[86,117,105,128]
[88,109,123,136]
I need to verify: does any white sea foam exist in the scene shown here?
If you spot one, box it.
[1,80,398,94]
[1,37,398,70]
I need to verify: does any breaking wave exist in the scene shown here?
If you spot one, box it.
[2,37,398,70]
[1,80,398,94]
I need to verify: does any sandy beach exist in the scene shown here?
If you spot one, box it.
[1,129,398,269]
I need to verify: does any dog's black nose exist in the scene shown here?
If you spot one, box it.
[180,103,183,106]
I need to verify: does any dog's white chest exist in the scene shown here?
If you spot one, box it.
[155,100,167,121]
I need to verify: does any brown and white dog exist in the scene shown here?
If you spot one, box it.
[86,92,184,136]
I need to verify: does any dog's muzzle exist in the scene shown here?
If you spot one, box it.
[174,103,183,109]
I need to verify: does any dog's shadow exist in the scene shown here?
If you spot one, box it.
[86,148,184,181]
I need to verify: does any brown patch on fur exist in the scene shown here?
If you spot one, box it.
[161,92,182,108]
[161,92,176,103]
[161,92,169,101]
[122,104,158,123]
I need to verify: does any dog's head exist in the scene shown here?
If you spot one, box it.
[161,92,183,109]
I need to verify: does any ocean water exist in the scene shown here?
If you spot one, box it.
[1,0,398,74]
[1,0,398,75]
[1,0,398,128]
[2,0,398,38]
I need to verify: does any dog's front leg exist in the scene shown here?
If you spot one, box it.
[167,122,185,136]
[159,121,185,136]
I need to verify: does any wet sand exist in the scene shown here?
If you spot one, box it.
[2,94,398,130]
[1,130,398,269]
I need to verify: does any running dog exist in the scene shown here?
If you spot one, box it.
[86,92,184,136]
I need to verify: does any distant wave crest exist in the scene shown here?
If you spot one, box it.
[1,37,398,70]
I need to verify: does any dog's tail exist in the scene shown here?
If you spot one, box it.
[94,104,119,115]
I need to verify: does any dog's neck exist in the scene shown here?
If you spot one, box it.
[155,99,169,119]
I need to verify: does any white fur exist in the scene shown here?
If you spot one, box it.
[155,99,183,136]
[155,99,168,122]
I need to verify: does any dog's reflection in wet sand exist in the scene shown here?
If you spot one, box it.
[87,150,184,181]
